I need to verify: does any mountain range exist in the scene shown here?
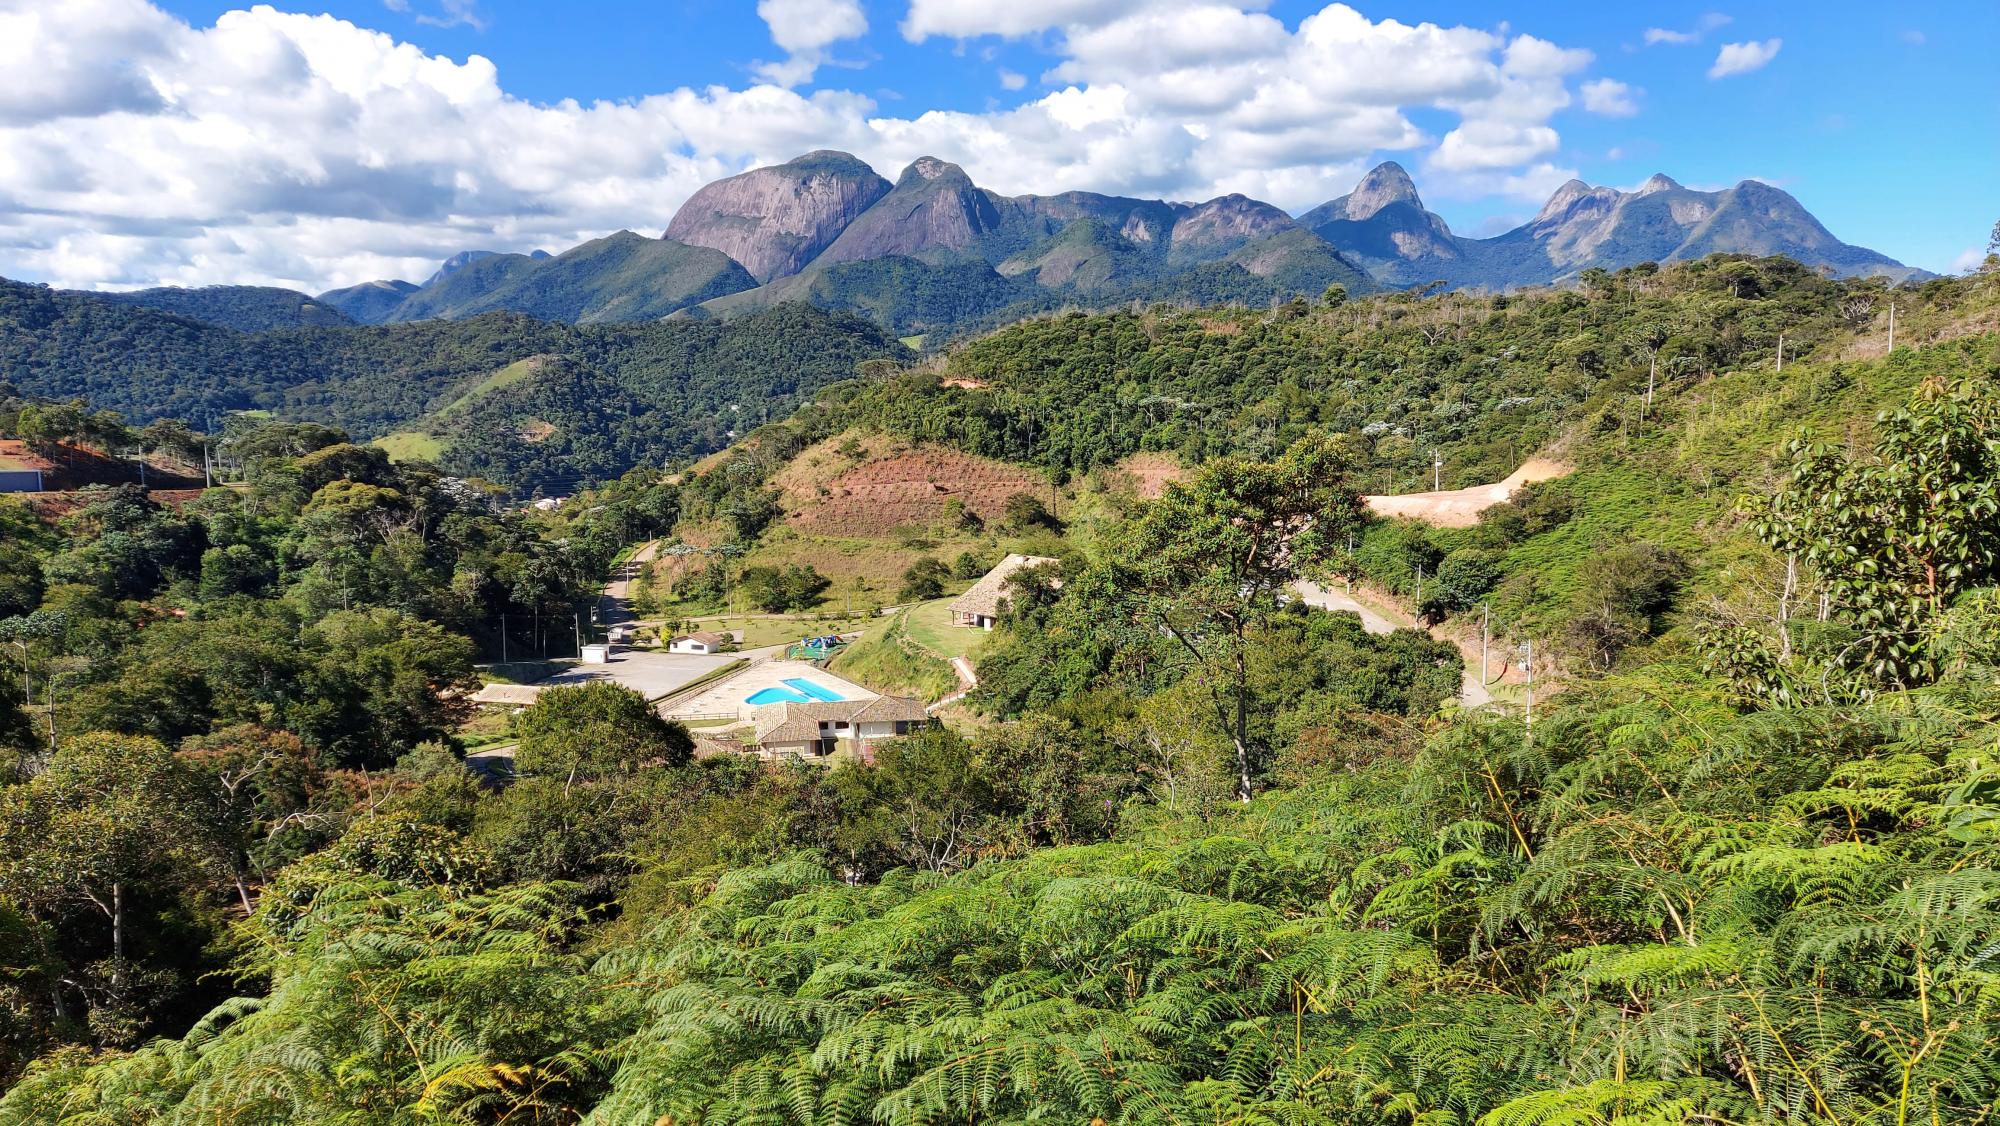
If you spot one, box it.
[79,152,1924,339]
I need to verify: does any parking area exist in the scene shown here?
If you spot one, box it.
[537,648,739,700]
[660,659,876,723]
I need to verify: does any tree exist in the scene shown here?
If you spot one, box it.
[737,563,830,613]
[514,682,693,783]
[1001,491,1055,531]
[1736,377,2000,694]
[898,557,951,601]
[1320,283,1348,308]
[1126,434,1365,801]
[0,733,220,1046]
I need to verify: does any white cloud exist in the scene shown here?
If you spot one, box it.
[901,0,1156,41]
[1950,246,1987,274]
[754,0,868,85]
[1899,29,1926,45]
[1580,77,1639,116]
[1644,12,1730,47]
[998,68,1027,90]
[382,0,487,31]
[1708,38,1781,78]
[0,1,1609,290]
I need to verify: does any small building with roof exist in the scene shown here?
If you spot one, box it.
[948,553,1059,629]
[750,694,932,761]
[669,630,733,654]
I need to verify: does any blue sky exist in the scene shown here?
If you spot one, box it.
[7,0,1994,289]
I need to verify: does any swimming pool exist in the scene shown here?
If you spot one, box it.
[744,678,849,706]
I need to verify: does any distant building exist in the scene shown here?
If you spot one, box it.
[0,469,43,493]
[948,553,1059,629]
[750,695,931,761]
[669,630,732,654]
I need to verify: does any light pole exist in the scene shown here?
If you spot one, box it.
[1432,450,1443,492]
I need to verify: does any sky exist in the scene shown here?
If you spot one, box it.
[1,0,1993,292]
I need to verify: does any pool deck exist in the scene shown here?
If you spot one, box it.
[660,659,876,725]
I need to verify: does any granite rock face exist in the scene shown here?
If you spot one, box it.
[1300,163,1926,289]
[664,150,892,282]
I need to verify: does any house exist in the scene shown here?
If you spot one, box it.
[750,695,932,761]
[670,630,731,654]
[948,553,1060,629]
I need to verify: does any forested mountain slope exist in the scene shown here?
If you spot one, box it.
[0,279,907,488]
[89,284,355,332]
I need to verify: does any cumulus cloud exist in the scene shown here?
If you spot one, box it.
[1580,77,1639,116]
[1708,38,1781,78]
[753,0,868,85]
[0,0,1621,289]
[1644,12,1730,46]
[998,68,1027,90]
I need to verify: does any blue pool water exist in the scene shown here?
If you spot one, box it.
[745,678,848,706]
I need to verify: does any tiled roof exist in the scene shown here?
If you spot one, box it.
[751,695,929,745]
[947,553,1059,620]
[677,630,730,646]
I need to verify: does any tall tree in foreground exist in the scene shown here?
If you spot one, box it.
[1723,377,2000,702]
[1126,433,1366,800]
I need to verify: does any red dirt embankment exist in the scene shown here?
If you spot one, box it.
[0,440,205,491]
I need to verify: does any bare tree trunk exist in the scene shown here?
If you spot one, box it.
[111,882,125,986]
[1778,553,1797,660]
[1234,636,1252,804]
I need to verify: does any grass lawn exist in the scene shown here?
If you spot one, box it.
[372,431,445,462]
[902,597,987,660]
[685,611,880,649]
[434,357,541,418]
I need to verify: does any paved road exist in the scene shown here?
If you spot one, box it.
[1291,580,1492,708]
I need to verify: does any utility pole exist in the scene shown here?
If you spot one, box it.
[574,613,582,657]
[500,613,508,664]
[1888,303,1896,352]
[1480,603,1489,685]
[1432,450,1442,492]
[201,442,213,488]
[1523,639,1534,739]
[1776,332,1785,373]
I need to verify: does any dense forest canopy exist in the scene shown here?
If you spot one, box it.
[0,280,908,491]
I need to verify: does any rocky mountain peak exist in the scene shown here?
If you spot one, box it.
[899,157,972,188]
[663,151,893,282]
[1637,173,1683,196]
[1343,161,1423,220]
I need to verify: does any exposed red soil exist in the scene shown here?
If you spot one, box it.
[778,446,1046,536]
[1108,452,1185,500]
[0,439,206,492]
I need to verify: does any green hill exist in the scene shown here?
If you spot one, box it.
[0,279,907,488]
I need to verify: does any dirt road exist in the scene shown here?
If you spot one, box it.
[1364,458,1569,528]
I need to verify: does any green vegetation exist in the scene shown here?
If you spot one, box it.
[0,280,908,490]
[902,595,988,660]
[368,429,444,462]
[828,607,962,700]
[4,257,2000,1122]
[91,284,354,332]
